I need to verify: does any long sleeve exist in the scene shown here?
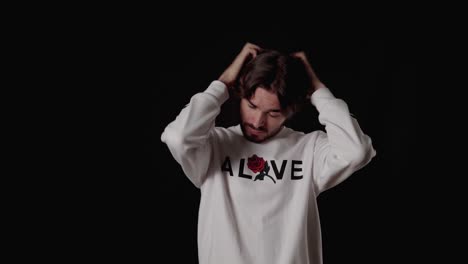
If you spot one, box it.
[310,87,377,194]
[161,80,229,188]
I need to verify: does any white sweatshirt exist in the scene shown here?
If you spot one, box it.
[161,80,376,264]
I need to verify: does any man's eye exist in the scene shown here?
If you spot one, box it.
[248,104,255,109]
[269,113,280,118]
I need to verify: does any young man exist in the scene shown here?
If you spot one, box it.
[161,42,376,264]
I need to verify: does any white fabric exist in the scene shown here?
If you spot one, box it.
[161,80,376,264]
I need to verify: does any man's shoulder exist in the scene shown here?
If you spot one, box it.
[282,126,321,136]
[211,125,242,140]
[281,127,325,142]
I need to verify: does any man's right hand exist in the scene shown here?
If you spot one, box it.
[218,42,262,88]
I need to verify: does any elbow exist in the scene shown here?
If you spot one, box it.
[349,141,376,168]
[162,128,186,151]
[162,126,205,152]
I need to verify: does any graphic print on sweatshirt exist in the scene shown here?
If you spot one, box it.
[221,154,304,184]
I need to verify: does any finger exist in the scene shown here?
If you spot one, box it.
[247,43,263,53]
[249,48,259,59]
[252,44,263,52]
[291,51,306,59]
[246,42,261,49]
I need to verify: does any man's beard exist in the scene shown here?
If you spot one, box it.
[240,122,283,143]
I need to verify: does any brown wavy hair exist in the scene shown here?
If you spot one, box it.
[234,50,311,117]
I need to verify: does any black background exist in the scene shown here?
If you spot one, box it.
[66,11,462,263]
[11,5,464,263]
[147,27,455,263]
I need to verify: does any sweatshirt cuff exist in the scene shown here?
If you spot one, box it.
[204,80,229,104]
[310,87,336,110]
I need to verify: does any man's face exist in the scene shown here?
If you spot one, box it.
[240,87,287,143]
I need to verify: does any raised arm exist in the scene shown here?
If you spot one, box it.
[293,51,377,193]
[161,43,262,188]
[218,42,262,88]
[291,51,326,95]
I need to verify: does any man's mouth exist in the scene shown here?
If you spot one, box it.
[246,125,266,135]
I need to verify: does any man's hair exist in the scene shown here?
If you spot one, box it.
[235,50,311,116]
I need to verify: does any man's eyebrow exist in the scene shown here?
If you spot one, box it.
[247,99,281,112]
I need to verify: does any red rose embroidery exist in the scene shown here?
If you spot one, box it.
[247,155,266,173]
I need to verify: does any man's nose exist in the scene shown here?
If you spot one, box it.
[252,111,266,129]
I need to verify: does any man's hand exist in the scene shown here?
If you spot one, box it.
[290,51,325,97]
[218,43,262,88]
